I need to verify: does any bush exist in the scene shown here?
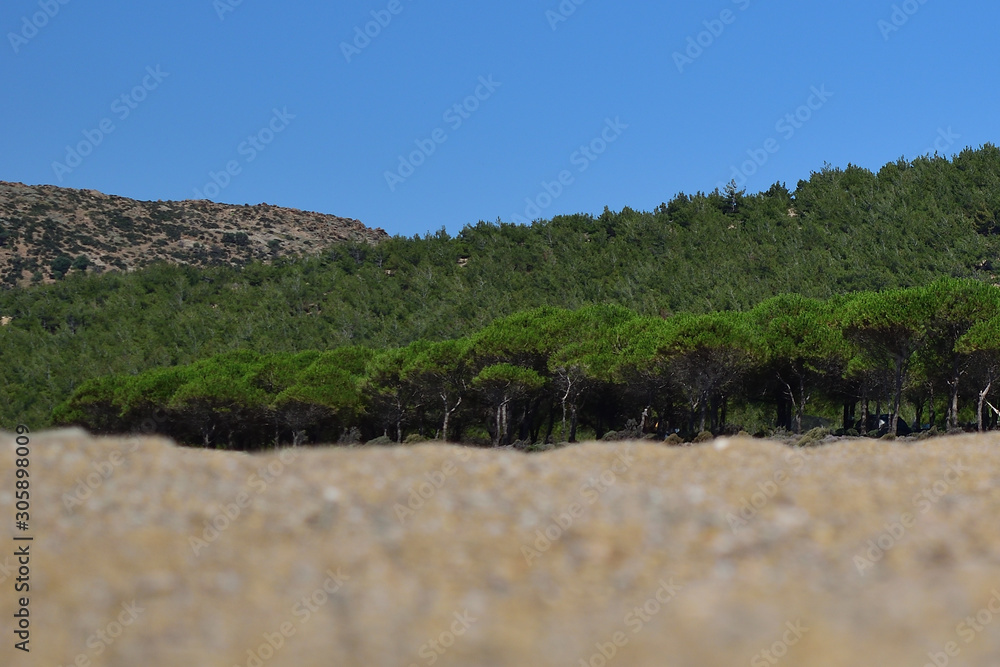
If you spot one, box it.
[49,255,72,279]
[880,433,896,441]
[736,430,751,438]
[365,435,394,446]
[338,427,361,445]
[693,430,714,443]
[403,433,428,444]
[846,428,859,437]
[222,231,250,246]
[797,426,830,447]
[664,433,684,446]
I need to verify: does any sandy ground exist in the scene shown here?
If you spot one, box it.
[2,428,999,666]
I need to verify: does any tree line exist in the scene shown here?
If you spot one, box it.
[52,278,1000,449]
[4,146,1000,429]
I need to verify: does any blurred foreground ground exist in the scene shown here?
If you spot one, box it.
[2,429,999,666]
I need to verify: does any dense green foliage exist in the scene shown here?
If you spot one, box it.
[52,279,1000,449]
[4,147,1000,429]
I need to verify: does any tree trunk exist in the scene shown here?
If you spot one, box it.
[860,394,869,435]
[441,395,462,443]
[978,379,993,433]
[891,356,904,435]
[928,384,936,430]
[775,392,792,431]
[842,401,855,431]
[561,393,569,443]
[543,405,555,444]
[495,399,507,447]
[949,386,960,430]
[442,396,450,443]
[779,375,805,435]
[698,393,707,433]
[797,377,808,435]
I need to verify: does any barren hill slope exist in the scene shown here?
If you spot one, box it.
[0,182,387,286]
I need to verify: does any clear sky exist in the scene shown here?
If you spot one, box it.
[1,0,997,237]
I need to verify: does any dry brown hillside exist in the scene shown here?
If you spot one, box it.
[0,181,388,286]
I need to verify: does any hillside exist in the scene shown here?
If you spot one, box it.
[2,147,1000,428]
[0,181,387,286]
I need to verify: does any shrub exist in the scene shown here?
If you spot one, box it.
[797,426,830,446]
[72,254,90,272]
[222,231,250,246]
[664,433,684,446]
[49,255,72,279]
[365,435,393,446]
[736,430,751,438]
[338,427,361,445]
[693,430,714,443]
[403,433,427,444]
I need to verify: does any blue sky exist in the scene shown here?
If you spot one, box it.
[1,0,997,237]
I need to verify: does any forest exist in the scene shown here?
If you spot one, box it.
[3,146,1000,438]
[52,278,1000,449]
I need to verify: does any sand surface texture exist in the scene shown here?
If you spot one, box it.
[2,428,999,666]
